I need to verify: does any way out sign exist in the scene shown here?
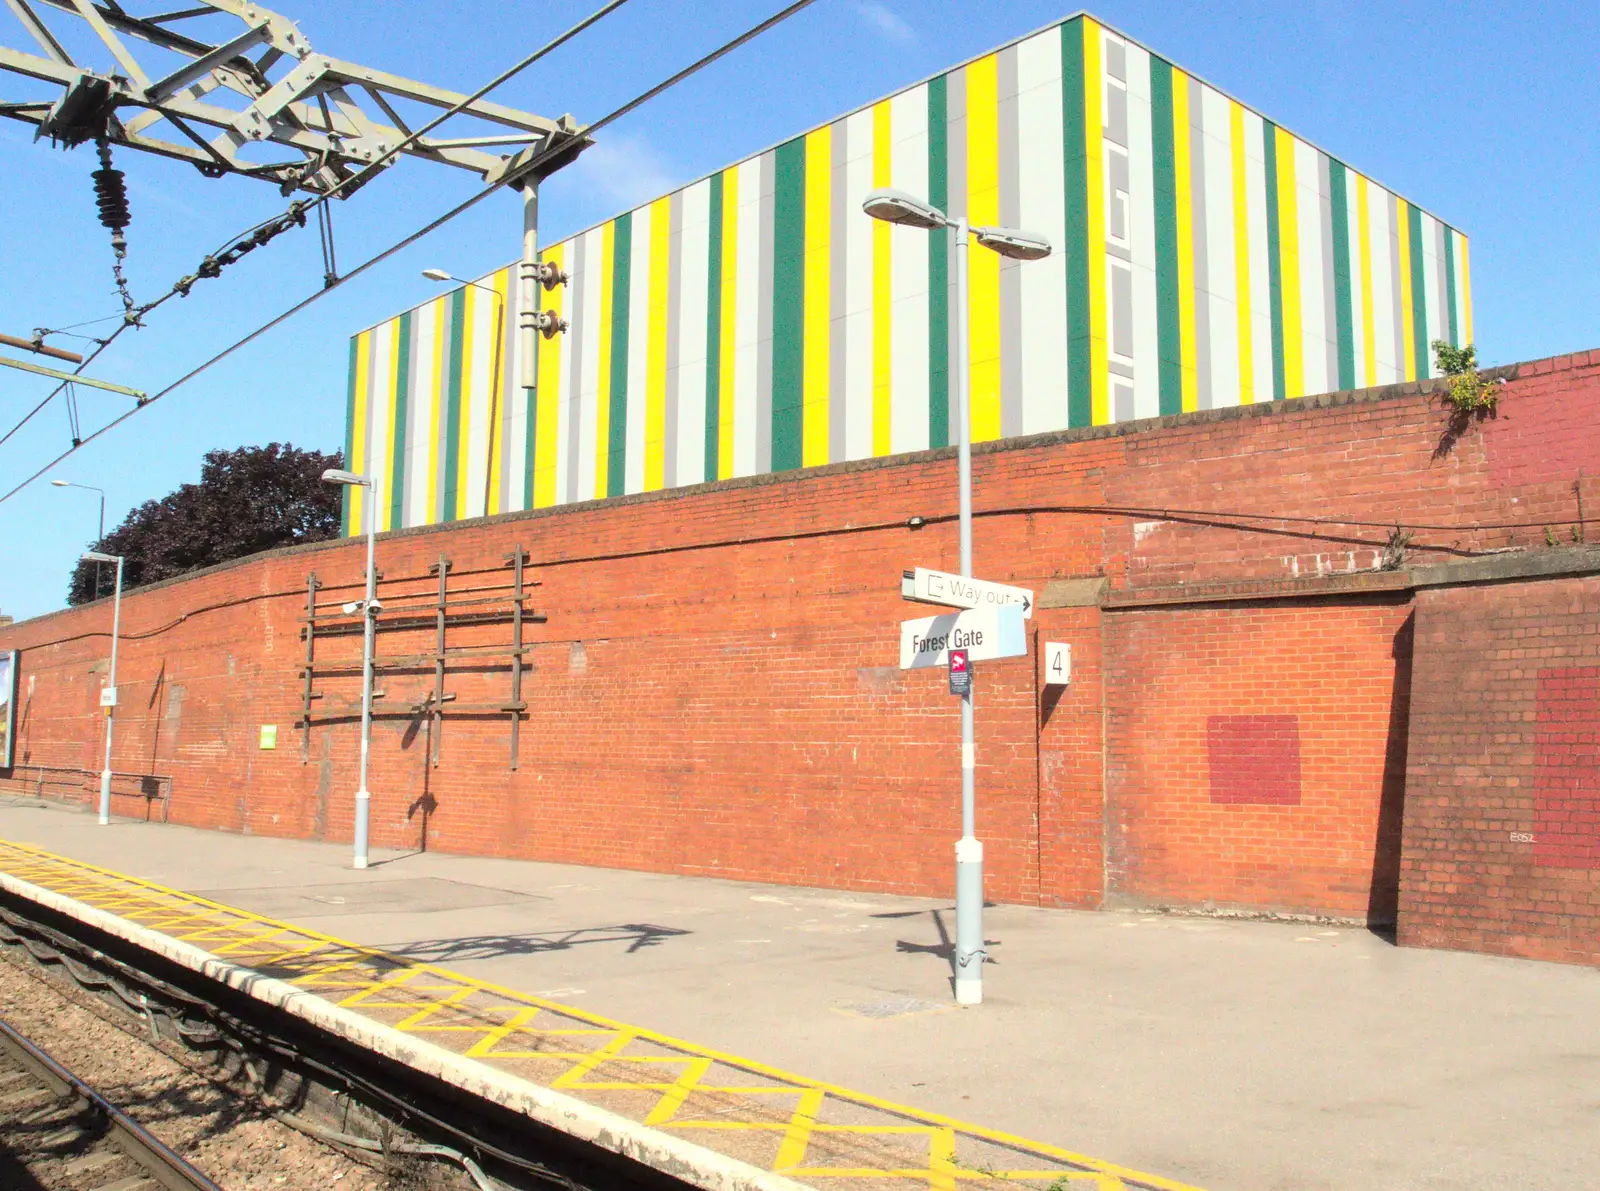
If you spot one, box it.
[900,606,1027,669]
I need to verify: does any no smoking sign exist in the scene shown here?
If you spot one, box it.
[948,648,972,697]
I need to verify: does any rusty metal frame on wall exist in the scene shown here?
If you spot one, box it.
[297,547,542,769]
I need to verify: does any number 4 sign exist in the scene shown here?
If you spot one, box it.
[1044,642,1071,686]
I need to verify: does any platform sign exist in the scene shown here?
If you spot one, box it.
[99,686,117,709]
[903,567,1034,618]
[900,606,1027,670]
[948,649,972,696]
[0,651,14,769]
[1044,642,1071,686]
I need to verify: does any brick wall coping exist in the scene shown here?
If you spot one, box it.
[6,349,1595,637]
[1409,544,1600,589]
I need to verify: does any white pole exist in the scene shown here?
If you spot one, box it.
[518,182,540,399]
[950,216,984,1006]
[353,474,377,869]
[98,556,123,826]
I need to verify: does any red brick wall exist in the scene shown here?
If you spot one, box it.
[1400,573,1600,965]
[2,351,1596,920]
[1103,599,1412,918]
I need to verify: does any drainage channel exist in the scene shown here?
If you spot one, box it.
[0,890,703,1191]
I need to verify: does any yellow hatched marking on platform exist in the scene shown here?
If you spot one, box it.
[0,839,1207,1191]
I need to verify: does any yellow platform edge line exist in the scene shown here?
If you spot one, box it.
[0,838,1204,1191]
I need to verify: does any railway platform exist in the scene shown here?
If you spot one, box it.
[0,796,1595,1191]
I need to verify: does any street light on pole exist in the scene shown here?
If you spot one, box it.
[81,550,124,826]
[321,467,381,870]
[52,479,107,600]
[863,187,1051,1006]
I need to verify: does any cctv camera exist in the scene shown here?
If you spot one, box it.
[342,601,359,615]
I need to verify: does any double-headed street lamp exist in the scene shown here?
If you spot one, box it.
[321,467,381,870]
[81,549,123,826]
[863,188,1051,1006]
[52,479,107,599]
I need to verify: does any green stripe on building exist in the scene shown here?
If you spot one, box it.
[770,137,806,473]
[1262,119,1286,401]
[608,213,632,498]
[927,75,950,449]
[1329,161,1355,389]
[1407,203,1428,373]
[1443,225,1459,348]
[390,310,410,526]
[704,173,724,483]
[342,336,358,535]
[1060,20,1091,429]
[1149,55,1181,416]
[443,287,466,521]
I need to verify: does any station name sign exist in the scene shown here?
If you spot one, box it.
[899,606,1027,669]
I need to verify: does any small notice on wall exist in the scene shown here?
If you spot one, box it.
[259,724,277,750]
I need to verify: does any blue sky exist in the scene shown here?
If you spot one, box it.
[1,0,1595,623]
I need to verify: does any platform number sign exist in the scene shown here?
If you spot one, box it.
[948,648,972,696]
[0,651,15,769]
[1044,642,1071,686]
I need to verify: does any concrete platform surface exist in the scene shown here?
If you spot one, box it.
[0,798,1595,1191]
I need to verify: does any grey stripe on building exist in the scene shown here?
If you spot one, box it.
[1434,217,1450,349]
[1317,152,1338,387]
[663,189,683,489]
[404,310,422,517]
[830,116,849,463]
[756,149,776,474]
[564,234,587,505]
[1388,194,1404,380]
[1190,74,1212,411]
[945,66,966,440]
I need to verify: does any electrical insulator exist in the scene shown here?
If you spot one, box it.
[92,141,129,236]
[532,261,568,291]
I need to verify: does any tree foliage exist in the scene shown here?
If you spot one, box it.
[68,443,344,605]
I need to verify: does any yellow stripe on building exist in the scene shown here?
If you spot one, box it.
[1356,175,1376,387]
[427,298,445,522]
[1274,126,1302,398]
[1172,69,1197,413]
[871,99,893,458]
[384,322,402,530]
[1397,199,1415,381]
[456,283,477,520]
[1229,100,1254,405]
[645,197,672,491]
[718,168,739,480]
[966,52,1002,441]
[1459,234,1473,346]
[802,125,832,467]
[534,245,564,508]
[594,221,615,500]
[1083,19,1108,424]
[486,267,510,515]
[350,330,371,533]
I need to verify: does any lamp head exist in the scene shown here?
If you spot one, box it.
[862,188,948,231]
[51,479,69,487]
[421,268,453,282]
[972,225,1053,261]
[321,468,370,487]
[81,550,119,564]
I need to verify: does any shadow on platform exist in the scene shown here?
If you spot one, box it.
[386,922,692,964]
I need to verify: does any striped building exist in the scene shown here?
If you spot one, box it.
[342,12,1472,535]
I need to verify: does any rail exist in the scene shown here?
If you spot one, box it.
[0,1011,227,1191]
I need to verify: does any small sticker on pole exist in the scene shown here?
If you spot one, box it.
[948,648,972,696]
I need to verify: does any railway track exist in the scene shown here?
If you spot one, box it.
[0,1011,224,1191]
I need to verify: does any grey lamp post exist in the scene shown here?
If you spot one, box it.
[53,480,106,599]
[862,187,1051,1006]
[81,550,124,825]
[321,467,380,870]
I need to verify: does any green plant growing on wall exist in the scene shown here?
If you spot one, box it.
[1431,341,1499,459]
[1433,341,1497,415]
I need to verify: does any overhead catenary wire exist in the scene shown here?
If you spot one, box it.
[0,0,639,457]
[0,0,823,508]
